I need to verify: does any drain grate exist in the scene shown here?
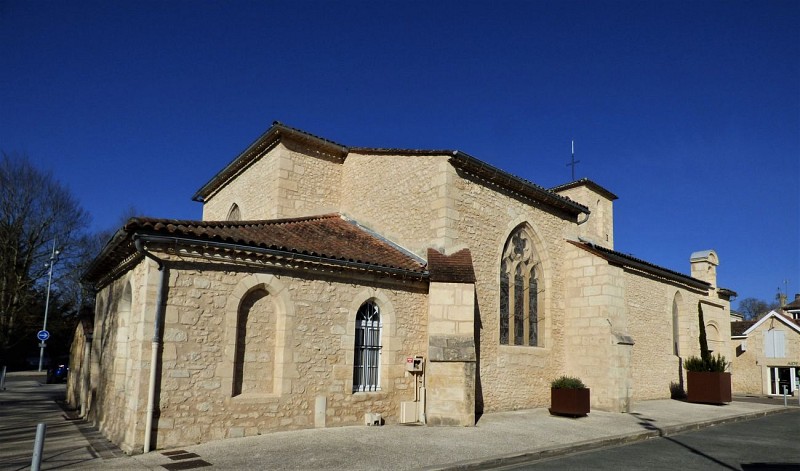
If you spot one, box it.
[159,449,212,470]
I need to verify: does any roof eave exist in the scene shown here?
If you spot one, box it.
[449,151,589,217]
[192,122,348,203]
[568,240,710,290]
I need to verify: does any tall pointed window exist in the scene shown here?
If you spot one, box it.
[353,301,381,392]
[499,226,541,347]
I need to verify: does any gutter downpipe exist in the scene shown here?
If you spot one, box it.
[134,235,166,454]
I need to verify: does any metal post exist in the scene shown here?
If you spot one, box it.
[0,365,6,391]
[783,386,788,407]
[38,240,58,372]
[31,423,47,471]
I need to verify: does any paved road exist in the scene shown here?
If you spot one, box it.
[493,409,800,470]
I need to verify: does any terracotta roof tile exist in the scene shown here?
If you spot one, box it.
[427,248,476,283]
[84,214,427,285]
[731,320,756,336]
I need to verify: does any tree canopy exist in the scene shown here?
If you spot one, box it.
[0,152,92,366]
[737,297,780,321]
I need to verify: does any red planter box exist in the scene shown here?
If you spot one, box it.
[686,371,732,404]
[549,388,590,417]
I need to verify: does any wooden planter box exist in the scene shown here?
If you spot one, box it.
[686,371,732,404]
[549,388,590,417]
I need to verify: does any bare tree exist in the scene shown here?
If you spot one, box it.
[737,297,780,321]
[0,152,89,358]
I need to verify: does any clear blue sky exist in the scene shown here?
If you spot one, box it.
[1,1,798,309]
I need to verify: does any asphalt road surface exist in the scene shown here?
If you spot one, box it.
[492,409,800,470]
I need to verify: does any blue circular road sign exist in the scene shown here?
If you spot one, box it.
[37,330,50,341]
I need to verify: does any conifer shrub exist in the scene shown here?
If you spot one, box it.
[551,376,586,389]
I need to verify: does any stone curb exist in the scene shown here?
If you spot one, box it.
[431,407,796,471]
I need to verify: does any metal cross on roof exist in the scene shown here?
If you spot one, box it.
[566,140,580,181]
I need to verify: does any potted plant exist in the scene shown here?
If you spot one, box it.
[549,376,590,417]
[684,303,731,404]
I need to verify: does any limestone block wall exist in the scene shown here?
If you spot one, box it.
[90,261,150,453]
[452,170,571,413]
[563,243,632,411]
[271,141,342,219]
[119,260,429,450]
[427,282,476,426]
[202,141,342,221]
[341,153,448,258]
[66,320,90,412]
[202,144,280,220]
[553,185,614,250]
[625,275,687,402]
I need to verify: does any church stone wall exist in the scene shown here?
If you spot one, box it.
[341,153,448,258]
[553,185,614,250]
[92,256,429,451]
[562,243,631,412]
[202,141,342,221]
[625,275,686,401]
[90,261,151,453]
[202,145,280,221]
[452,170,572,413]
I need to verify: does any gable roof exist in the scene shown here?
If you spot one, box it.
[739,310,800,336]
[192,122,348,203]
[192,122,590,217]
[568,239,711,290]
[83,214,427,288]
[550,178,619,201]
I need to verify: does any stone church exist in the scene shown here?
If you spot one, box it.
[73,122,735,453]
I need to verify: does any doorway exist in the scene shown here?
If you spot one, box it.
[769,367,797,395]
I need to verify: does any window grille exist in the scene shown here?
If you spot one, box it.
[353,301,381,392]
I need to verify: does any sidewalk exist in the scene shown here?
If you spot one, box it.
[1,371,794,470]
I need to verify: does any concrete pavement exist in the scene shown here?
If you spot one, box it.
[1,371,794,470]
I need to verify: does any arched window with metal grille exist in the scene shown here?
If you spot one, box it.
[353,301,381,392]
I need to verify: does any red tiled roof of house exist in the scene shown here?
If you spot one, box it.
[427,248,476,283]
[84,214,427,286]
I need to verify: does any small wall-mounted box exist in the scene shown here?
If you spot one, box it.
[405,355,424,373]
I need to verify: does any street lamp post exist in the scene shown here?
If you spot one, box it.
[38,240,59,373]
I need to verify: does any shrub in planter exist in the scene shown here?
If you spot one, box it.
[684,303,732,404]
[549,376,590,417]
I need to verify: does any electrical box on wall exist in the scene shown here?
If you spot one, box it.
[405,355,424,373]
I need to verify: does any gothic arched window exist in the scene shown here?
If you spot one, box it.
[353,301,381,392]
[499,226,542,347]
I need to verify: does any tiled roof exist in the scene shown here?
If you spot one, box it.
[784,296,800,311]
[84,214,427,286]
[730,320,756,336]
[427,248,476,283]
[568,240,710,290]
